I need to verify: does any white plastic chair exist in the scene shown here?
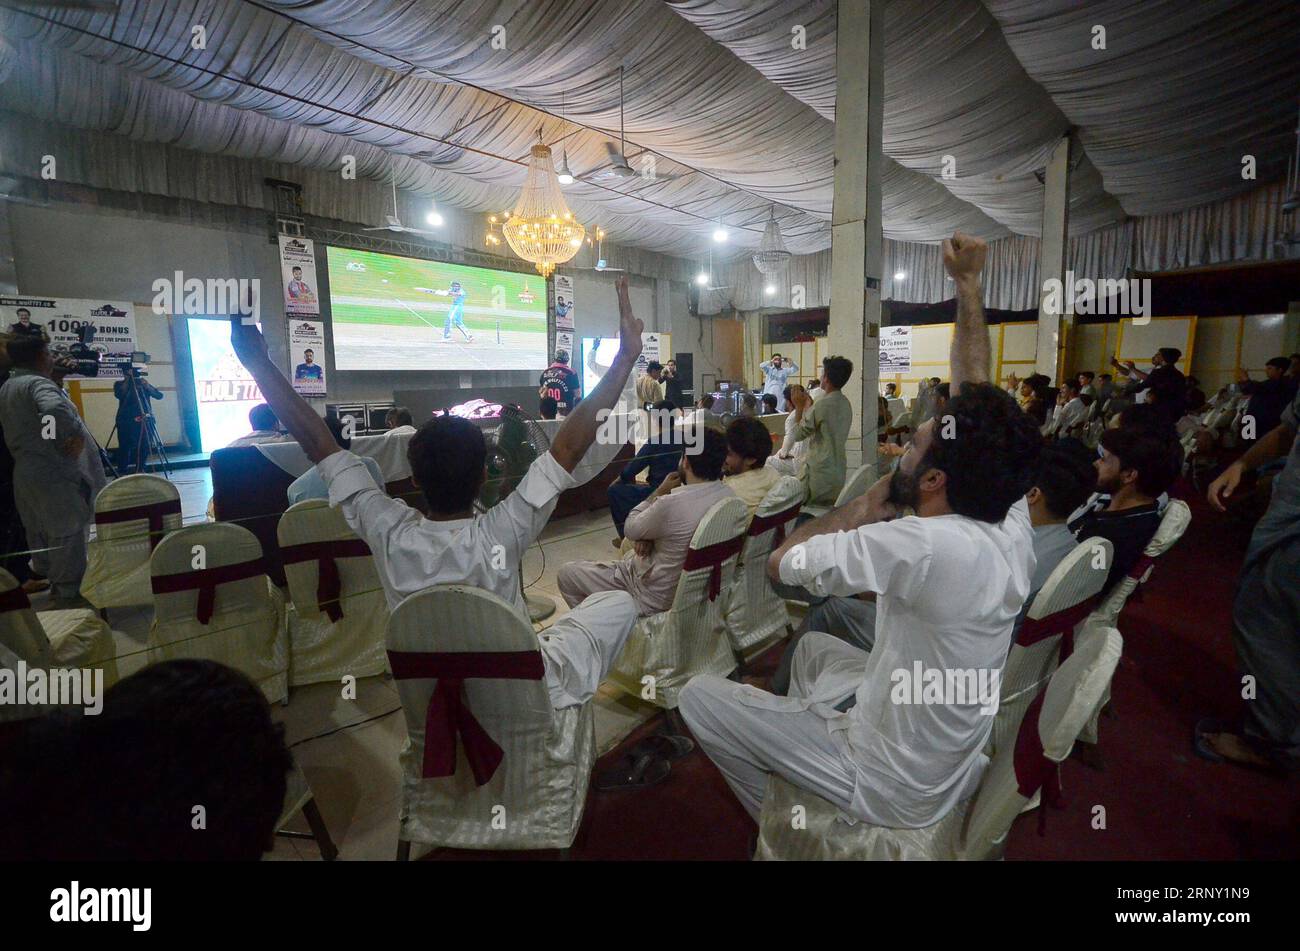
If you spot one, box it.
[82,474,183,610]
[0,567,120,721]
[1076,499,1190,745]
[277,499,388,687]
[148,523,288,704]
[388,585,594,857]
[987,538,1112,760]
[609,496,750,710]
[724,476,804,658]
[754,626,1123,860]
[802,463,873,519]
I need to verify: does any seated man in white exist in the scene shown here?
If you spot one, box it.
[766,383,808,477]
[226,403,290,447]
[679,233,1044,827]
[1045,379,1088,440]
[557,428,733,617]
[384,406,417,435]
[287,415,383,504]
[722,417,780,517]
[770,440,1096,693]
[232,276,649,711]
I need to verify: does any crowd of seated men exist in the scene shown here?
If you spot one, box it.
[3,232,1296,860]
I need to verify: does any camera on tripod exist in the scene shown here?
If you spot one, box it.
[54,324,105,378]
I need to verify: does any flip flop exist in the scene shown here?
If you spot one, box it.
[595,751,671,791]
[1193,717,1286,776]
[629,733,694,763]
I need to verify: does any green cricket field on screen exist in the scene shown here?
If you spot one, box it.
[326,246,549,371]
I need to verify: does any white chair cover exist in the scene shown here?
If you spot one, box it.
[755,626,1123,861]
[148,523,288,704]
[1079,500,1186,739]
[609,496,749,710]
[388,585,594,851]
[1077,501,1189,746]
[724,476,804,654]
[0,568,119,722]
[987,538,1112,759]
[802,463,873,519]
[82,474,183,609]
[277,500,389,687]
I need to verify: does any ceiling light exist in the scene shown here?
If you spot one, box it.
[893,270,907,281]
[764,284,776,295]
[555,149,575,185]
[427,210,444,227]
[712,226,729,243]
[695,272,710,286]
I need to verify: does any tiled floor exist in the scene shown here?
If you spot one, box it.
[54,470,663,862]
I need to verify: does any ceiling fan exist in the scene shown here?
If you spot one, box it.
[583,66,683,184]
[362,176,439,237]
[574,228,625,272]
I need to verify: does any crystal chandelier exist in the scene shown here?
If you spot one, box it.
[503,142,586,278]
[752,207,792,275]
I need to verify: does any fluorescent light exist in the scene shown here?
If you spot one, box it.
[894,271,907,280]
[426,211,444,226]
[695,272,710,286]
[557,172,574,185]
[555,150,575,185]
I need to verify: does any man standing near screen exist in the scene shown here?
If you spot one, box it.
[435,280,473,342]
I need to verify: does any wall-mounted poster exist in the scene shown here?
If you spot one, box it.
[555,330,575,360]
[279,235,320,317]
[0,297,138,379]
[289,319,327,397]
[639,332,661,371]
[553,274,575,331]
[879,325,912,374]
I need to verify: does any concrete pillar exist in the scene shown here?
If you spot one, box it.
[1035,134,1072,380]
[826,0,884,474]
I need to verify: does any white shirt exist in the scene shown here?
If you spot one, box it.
[227,430,291,448]
[318,449,576,618]
[778,499,1034,827]
[1047,396,1088,438]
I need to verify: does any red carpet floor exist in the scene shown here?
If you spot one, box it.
[435,488,1299,861]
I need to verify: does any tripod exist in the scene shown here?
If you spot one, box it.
[108,372,172,479]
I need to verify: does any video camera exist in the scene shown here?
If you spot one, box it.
[54,325,150,378]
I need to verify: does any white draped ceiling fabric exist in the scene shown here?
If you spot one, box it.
[0,0,1297,311]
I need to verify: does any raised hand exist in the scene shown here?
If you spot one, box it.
[942,231,987,284]
[614,275,643,362]
[230,315,269,367]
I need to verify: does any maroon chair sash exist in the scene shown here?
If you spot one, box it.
[95,499,182,552]
[151,557,266,625]
[746,502,803,547]
[387,649,546,786]
[1012,690,1065,836]
[1015,597,1098,662]
[280,538,373,622]
[0,587,32,614]
[681,535,745,601]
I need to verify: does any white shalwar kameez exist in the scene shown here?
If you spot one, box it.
[680,500,1034,827]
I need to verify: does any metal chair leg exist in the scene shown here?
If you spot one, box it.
[301,797,338,861]
[396,838,412,862]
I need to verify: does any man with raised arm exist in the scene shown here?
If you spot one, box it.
[679,233,1044,828]
[230,276,646,711]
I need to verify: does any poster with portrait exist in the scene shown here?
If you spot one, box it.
[0,297,138,379]
[552,274,575,331]
[554,330,574,361]
[279,235,320,317]
[289,319,327,397]
[879,325,912,374]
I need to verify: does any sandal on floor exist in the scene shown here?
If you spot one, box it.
[1193,717,1286,776]
[595,751,671,791]
[20,578,51,594]
[630,733,695,762]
